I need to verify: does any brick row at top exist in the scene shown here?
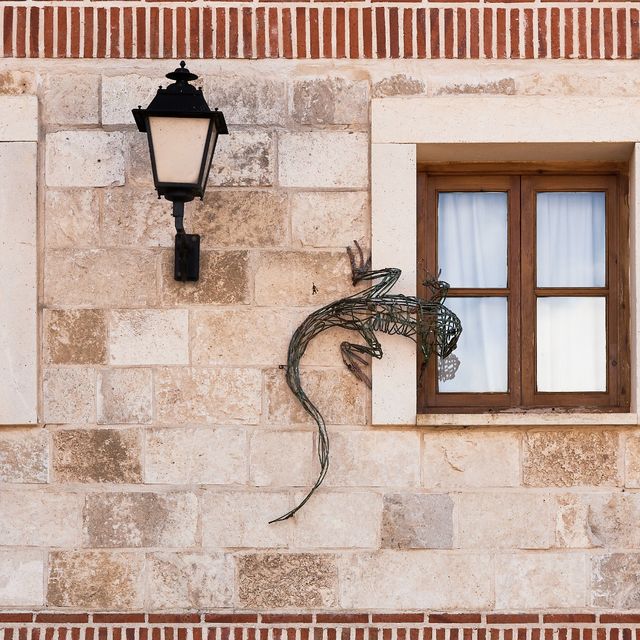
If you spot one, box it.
[2,4,639,59]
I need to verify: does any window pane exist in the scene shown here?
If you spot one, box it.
[438,297,508,393]
[537,192,606,287]
[438,192,508,288]
[537,297,606,392]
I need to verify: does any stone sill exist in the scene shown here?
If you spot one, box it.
[416,412,639,427]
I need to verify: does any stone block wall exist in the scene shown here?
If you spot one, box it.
[2,56,640,624]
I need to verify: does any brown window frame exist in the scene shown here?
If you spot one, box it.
[417,167,630,414]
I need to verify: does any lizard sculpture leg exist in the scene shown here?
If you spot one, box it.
[340,331,383,388]
[347,241,401,298]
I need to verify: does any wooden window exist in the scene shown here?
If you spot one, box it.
[418,169,629,413]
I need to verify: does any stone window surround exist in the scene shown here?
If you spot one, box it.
[0,95,38,425]
[370,95,640,427]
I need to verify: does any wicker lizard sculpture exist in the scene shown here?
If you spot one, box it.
[270,242,462,523]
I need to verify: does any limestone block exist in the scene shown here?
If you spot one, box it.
[44,249,158,307]
[201,491,291,548]
[0,550,43,606]
[292,491,382,549]
[44,74,100,125]
[593,553,640,608]
[278,132,368,189]
[156,367,261,425]
[423,431,521,489]
[302,326,363,368]
[191,309,298,367]
[625,432,640,487]
[46,131,125,187]
[102,74,158,126]
[147,552,234,609]
[0,428,48,483]
[125,131,154,188]
[250,431,316,487]
[0,491,82,546]
[291,77,369,125]
[44,309,107,365]
[109,310,189,365]
[255,251,352,306]
[102,188,173,248]
[0,96,37,141]
[145,427,247,484]
[43,367,95,424]
[580,493,640,548]
[339,551,492,609]
[291,192,368,248]
[523,430,620,487]
[555,494,594,548]
[45,190,100,249]
[381,493,453,549]
[0,70,35,96]
[192,190,289,249]
[83,491,198,548]
[53,428,142,484]
[160,250,249,306]
[47,550,144,608]
[202,76,286,125]
[209,131,274,187]
[97,368,153,425]
[457,492,556,549]
[327,431,421,487]
[495,552,587,609]
[371,74,426,98]
[237,553,337,608]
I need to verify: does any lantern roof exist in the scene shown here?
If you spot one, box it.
[132,61,228,135]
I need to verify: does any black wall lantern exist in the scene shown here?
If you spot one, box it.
[132,61,228,281]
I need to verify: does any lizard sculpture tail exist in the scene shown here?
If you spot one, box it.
[269,242,462,523]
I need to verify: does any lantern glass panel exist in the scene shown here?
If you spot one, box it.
[148,116,210,184]
[199,125,219,191]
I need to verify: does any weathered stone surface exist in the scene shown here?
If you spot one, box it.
[44,309,107,364]
[46,131,125,187]
[192,190,288,249]
[0,428,48,483]
[53,428,142,484]
[250,431,316,487]
[191,309,297,366]
[0,70,35,95]
[495,552,587,609]
[43,367,95,424]
[201,491,290,548]
[83,492,198,548]
[97,368,153,425]
[555,494,592,548]
[102,74,158,125]
[625,432,640,488]
[45,190,99,249]
[434,78,517,96]
[255,251,352,306]
[44,249,157,307]
[371,74,426,98]
[156,367,261,424]
[381,493,453,549]
[279,132,368,189]
[237,553,337,608]
[339,551,492,609]
[209,131,274,187]
[0,491,82,546]
[0,550,43,606]
[161,250,249,305]
[43,74,100,124]
[291,77,369,125]
[109,310,189,365]
[292,492,382,549]
[145,428,247,484]
[523,430,619,487]
[124,131,153,188]
[291,192,368,249]
[47,550,144,608]
[102,188,173,248]
[147,552,235,609]
[328,431,421,487]
[593,553,640,608]
[458,492,556,549]
[423,431,521,488]
[264,367,367,426]
[582,493,640,548]
[202,76,286,125]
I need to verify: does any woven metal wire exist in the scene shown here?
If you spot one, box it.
[269,243,462,523]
